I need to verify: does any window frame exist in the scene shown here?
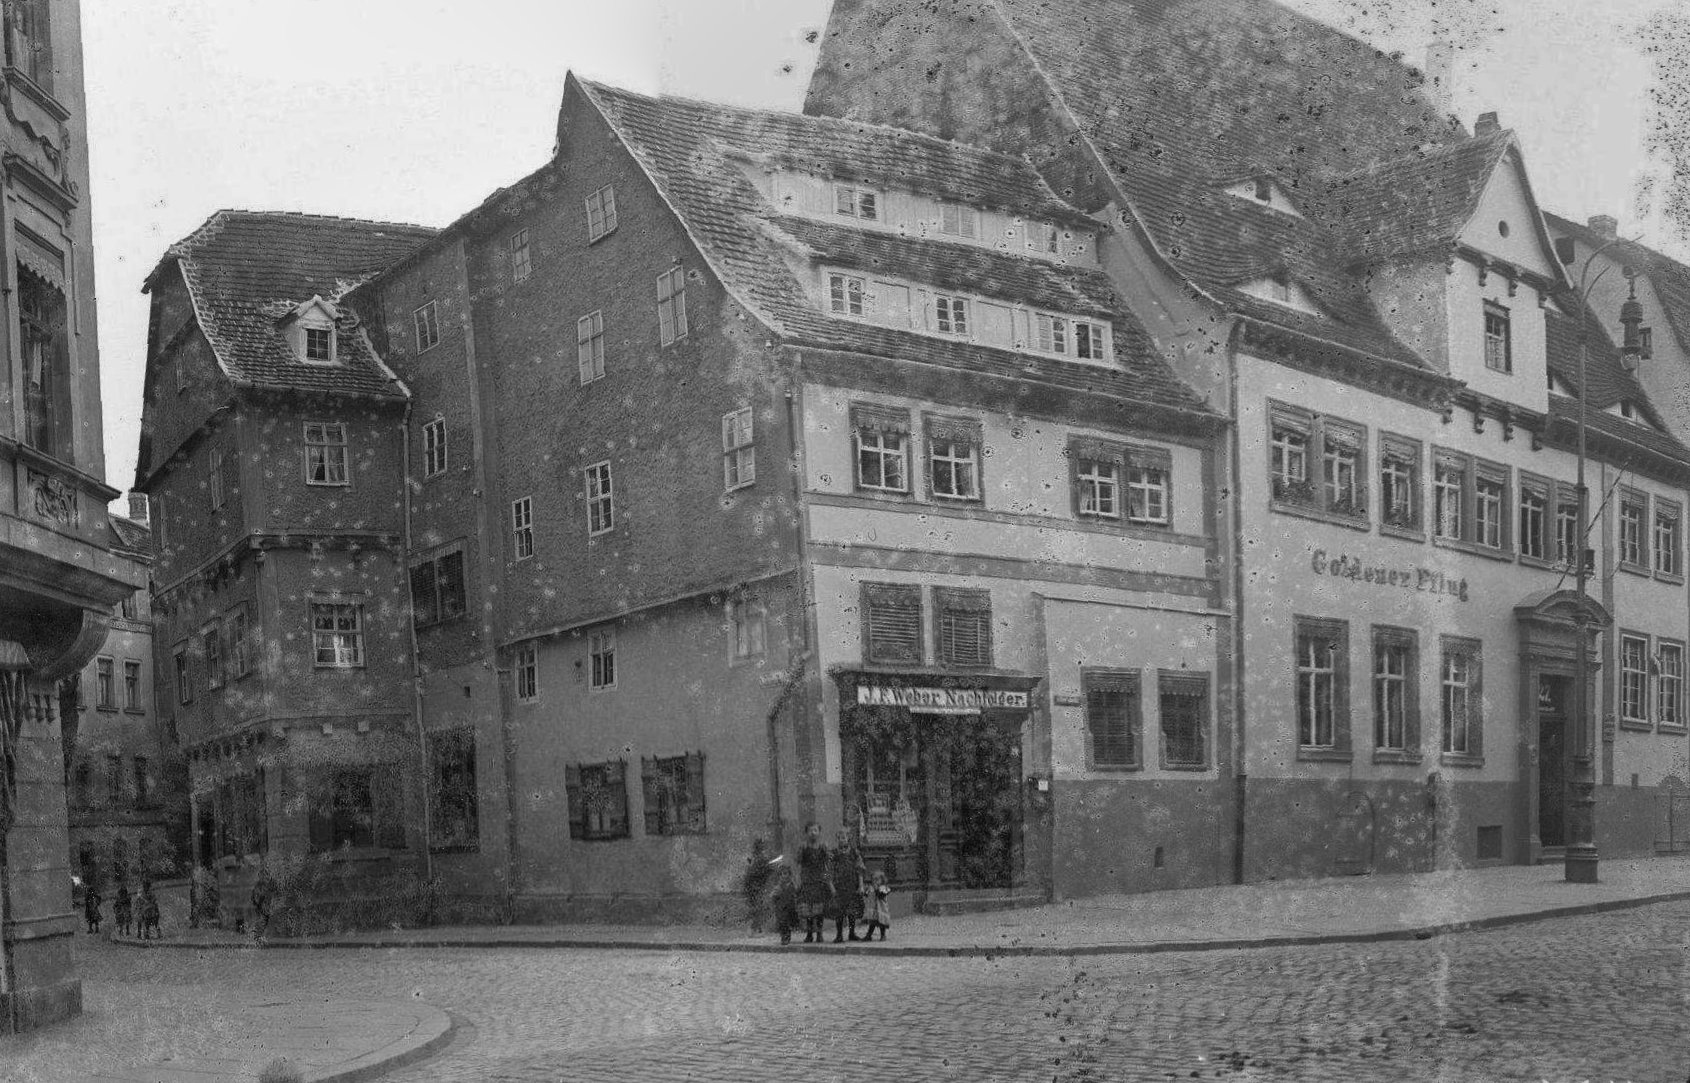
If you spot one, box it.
[729,596,767,662]
[1483,300,1512,374]
[201,624,223,690]
[1620,631,1650,727]
[934,587,992,669]
[225,606,251,681]
[1071,438,1172,527]
[585,461,614,536]
[1431,447,1511,555]
[95,655,114,709]
[1517,473,1550,562]
[509,227,532,283]
[852,404,911,496]
[1654,497,1682,579]
[656,266,689,346]
[515,643,538,703]
[303,421,350,487]
[588,628,617,692]
[932,293,971,337]
[926,414,982,503]
[1157,671,1209,770]
[1439,636,1484,764]
[173,644,192,706]
[861,581,922,666]
[410,545,467,629]
[123,659,142,711]
[722,407,756,492]
[567,759,630,841]
[1619,487,1649,573]
[422,416,448,479]
[585,184,618,242]
[413,300,440,353]
[1378,433,1423,534]
[310,601,366,669]
[1269,404,1367,523]
[1658,639,1686,731]
[511,496,534,561]
[577,310,606,384]
[828,272,866,318]
[939,201,978,240]
[642,752,708,836]
[1082,668,1142,771]
[833,183,879,221]
[1294,616,1351,761]
[303,325,335,365]
[1033,311,1109,363]
[1370,626,1421,761]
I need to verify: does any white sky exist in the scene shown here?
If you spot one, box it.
[84,0,1678,501]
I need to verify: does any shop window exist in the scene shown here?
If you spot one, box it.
[1620,633,1649,726]
[1483,302,1511,373]
[862,582,922,665]
[1659,641,1685,729]
[722,407,755,491]
[1269,405,1365,520]
[585,184,618,242]
[566,760,629,840]
[927,415,981,502]
[1655,500,1681,577]
[1158,672,1208,768]
[18,265,68,458]
[642,752,706,836]
[589,629,617,691]
[95,656,114,708]
[656,266,688,345]
[123,660,141,710]
[1619,489,1647,570]
[515,643,538,702]
[1295,616,1350,757]
[935,587,992,668]
[1083,670,1141,769]
[853,404,911,494]
[1440,637,1483,760]
[311,602,365,668]
[429,729,479,850]
[410,547,467,627]
[1371,627,1419,755]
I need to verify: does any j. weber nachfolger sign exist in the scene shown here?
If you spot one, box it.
[856,685,1031,713]
[1310,549,1470,602]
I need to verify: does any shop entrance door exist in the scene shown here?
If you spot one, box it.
[931,714,1022,889]
[1538,675,1569,849]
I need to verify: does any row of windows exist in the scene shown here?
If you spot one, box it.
[566,753,706,841]
[203,425,350,501]
[861,582,993,668]
[71,754,153,810]
[172,606,253,703]
[1082,670,1210,770]
[1268,404,1683,576]
[820,180,1075,260]
[1619,631,1686,729]
[91,657,144,711]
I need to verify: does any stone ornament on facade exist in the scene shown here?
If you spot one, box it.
[27,468,76,526]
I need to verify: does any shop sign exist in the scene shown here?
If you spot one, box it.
[1310,549,1470,602]
[856,684,1030,714]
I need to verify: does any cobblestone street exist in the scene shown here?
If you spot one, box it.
[48,899,1690,1083]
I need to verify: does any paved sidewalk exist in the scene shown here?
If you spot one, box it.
[112,854,1690,958]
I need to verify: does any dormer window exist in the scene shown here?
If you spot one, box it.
[1241,274,1320,315]
[1027,222,1063,257]
[834,184,878,221]
[1253,178,1272,202]
[1223,176,1301,217]
[289,297,341,366]
[305,327,333,363]
[939,202,977,240]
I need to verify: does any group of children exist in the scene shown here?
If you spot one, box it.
[771,824,893,945]
[83,881,161,939]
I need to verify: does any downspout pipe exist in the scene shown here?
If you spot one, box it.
[398,389,435,900]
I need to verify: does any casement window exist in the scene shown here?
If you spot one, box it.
[656,266,688,345]
[722,407,755,491]
[18,267,66,455]
[1071,439,1172,526]
[1295,617,1349,753]
[1483,302,1511,373]
[133,757,150,807]
[935,587,992,668]
[643,752,707,836]
[174,646,191,705]
[1556,495,1581,566]
[933,294,970,336]
[1035,313,1108,361]
[1084,670,1141,769]
[304,422,349,486]
[1027,221,1062,256]
[304,326,334,363]
[413,300,440,352]
[1475,470,1506,549]
[729,597,767,660]
[939,201,978,240]
[1620,489,1647,569]
[1659,641,1685,728]
[423,417,447,478]
[123,660,141,710]
[862,582,922,665]
[202,626,223,690]
[927,415,981,501]
[834,184,878,220]
[209,446,225,510]
[515,643,538,702]
[1440,638,1483,757]
[1434,456,1464,540]
[585,461,614,535]
[1075,455,1118,518]
[1432,449,1509,550]
[226,607,250,680]
[1269,406,1365,518]
[311,602,365,668]
[121,592,139,621]
[1518,478,1549,560]
[853,404,910,494]
[829,273,866,317]
[566,760,629,840]
[429,728,479,850]
[1655,500,1681,576]
[1158,672,1208,768]
[95,657,114,708]
[1378,434,1421,530]
[410,548,466,627]
[309,765,403,852]
[1621,633,1649,725]
[510,228,532,283]
[585,184,618,242]
[1126,456,1172,525]
[511,496,533,561]
[1372,627,1418,753]
[589,629,616,691]
[577,311,605,383]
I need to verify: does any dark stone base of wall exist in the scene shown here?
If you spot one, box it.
[0,978,82,1036]
[1596,786,1663,858]
[1051,778,1234,897]
[513,891,742,927]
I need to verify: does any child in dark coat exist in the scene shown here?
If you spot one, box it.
[773,866,800,946]
[83,886,103,934]
[830,829,865,943]
[113,884,133,937]
[138,881,161,940]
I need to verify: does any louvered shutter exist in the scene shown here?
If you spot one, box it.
[684,751,706,832]
[607,759,630,838]
[1086,676,1139,768]
[438,551,466,619]
[863,583,922,664]
[410,562,436,626]
[935,588,992,667]
[565,763,584,839]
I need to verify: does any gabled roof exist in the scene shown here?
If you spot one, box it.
[108,515,152,563]
[146,210,438,398]
[1544,211,1690,362]
[578,78,1212,419]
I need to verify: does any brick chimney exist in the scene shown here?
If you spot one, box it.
[126,491,149,525]
[1425,42,1455,112]
[1588,214,1619,240]
[1474,111,1500,137]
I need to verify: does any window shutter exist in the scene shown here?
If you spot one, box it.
[685,751,706,832]
[410,562,436,625]
[935,588,992,667]
[439,551,466,619]
[609,759,630,838]
[1086,675,1139,767]
[863,583,922,664]
[641,756,660,836]
[565,763,584,840]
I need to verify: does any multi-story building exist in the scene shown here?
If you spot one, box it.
[0,0,144,1034]
[806,0,1690,881]
[134,211,437,919]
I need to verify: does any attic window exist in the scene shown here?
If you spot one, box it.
[304,327,334,363]
[835,185,878,221]
[1240,273,1319,314]
[1253,178,1272,202]
[1224,177,1301,217]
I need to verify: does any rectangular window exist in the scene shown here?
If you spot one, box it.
[834,184,878,220]
[862,582,922,665]
[515,643,538,702]
[1158,673,1208,768]
[429,728,479,850]
[1475,467,1506,549]
[656,266,688,345]
[585,184,618,241]
[1035,313,1106,360]
[933,294,970,336]
[1321,422,1363,515]
[730,597,767,661]
[1036,313,1069,355]
[1621,633,1649,725]
[1431,450,1505,549]
[7,0,52,92]
[305,326,333,363]
[1660,641,1685,728]
[1434,455,1464,540]
[722,407,756,491]
[1441,638,1482,756]
[174,646,191,705]
[1074,321,1106,361]
[1084,671,1140,769]
[585,462,614,535]
[643,753,707,836]
[1072,439,1168,524]
[589,629,616,690]
[1379,435,1421,531]
[511,496,533,561]
[1027,221,1062,256]
[1484,302,1511,373]
[510,228,532,282]
[1556,494,1580,566]
[1518,479,1548,560]
[1270,414,1310,503]
[1372,628,1417,753]
[202,626,223,690]
[121,592,139,621]
[853,404,910,494]
[566,760,629,840]
[1655,500,1681,576]
[935,587,992,668]
[304,422,349,486]
[1269,406,1366,519]
[123,660,141,710]
[413,300,440,352]
[1076,456,1119,518]
[939,201,977,239]
[1620,490,1647,568]
[829,273,865,317]
[410,549,466,627]
[1295,617,1348,752]
[96,657,114,708]
[18,266,66,455]
[423,417,447,478]
[927,415,981,501]
[106,754,123,805]
[1126,451,1172,525]
[311,603,365,668]
[226,607,249,680]
[577,310,605,383]
[209,446,225,510]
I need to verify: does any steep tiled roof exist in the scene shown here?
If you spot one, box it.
[580,79,1211,418]
[108,515,152,562]
[1544,211,1690,366]
[1315,133,1515,264]
[152,211,437,398]
[1543,300,1690,469]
